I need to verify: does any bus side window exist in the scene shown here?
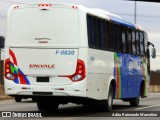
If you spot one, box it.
[140,32,144,56]
[91,17,97,48]
[144,32,148,55]
[96,18,101,49]
[87,15,92,47]
[127,30,132,54]
[104,21,109,50]
[122,31,127,53]
[109,22,114,51]
[114,24,118,52]
[136,32,140,55]
[88,15,96,48]
[117,27,122,53]
[100,19,105,50]
[132,31,136,54]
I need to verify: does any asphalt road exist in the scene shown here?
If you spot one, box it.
[0,93,160,120]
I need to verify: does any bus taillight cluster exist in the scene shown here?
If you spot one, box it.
[59,59,86,82]
[5,58,15,80]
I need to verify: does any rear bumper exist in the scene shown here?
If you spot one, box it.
[5,80,86,97]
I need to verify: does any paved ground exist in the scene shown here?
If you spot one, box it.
[0,93,160,120]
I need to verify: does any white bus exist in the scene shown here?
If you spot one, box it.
[4,3,156,111]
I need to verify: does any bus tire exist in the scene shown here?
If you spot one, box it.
[37,102,59,111]
[15,96,22,102]
[32,98,36,102]
[130,97,140,107]
[103,85,113,111]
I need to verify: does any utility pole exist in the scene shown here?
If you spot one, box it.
[134,1,137,24]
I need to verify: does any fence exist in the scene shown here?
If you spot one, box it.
[150,71,160,92]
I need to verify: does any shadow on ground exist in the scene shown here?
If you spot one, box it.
[19,100,147,117]
[22,105,146,117]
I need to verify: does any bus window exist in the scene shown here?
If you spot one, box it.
[122,31,127,53]
[100,20,105,50]
[92,17,97,48]
[95,18,101,48]
[114,24,118,52]
[109,22,114,51]
[136,32,140,55]
[132,31,136,54]
[87,15,92,47]
[128,30,132,54]
[116,25,124,52]
[140,32,144,56]
[87,15,103,49]
[144,32,148,52]
[104,21,109,50]
[117,27,122,53]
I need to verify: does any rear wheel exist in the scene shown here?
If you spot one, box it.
[103,85,113,111]
[130,97,140,107]
[32,98,36,102]
[15,96,22,102]
[37,102,59,111]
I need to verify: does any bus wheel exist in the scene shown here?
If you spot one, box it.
[130,97,140,107]
[37,102,59,111]
[32,98,36,102]
[104,85,113,111]
[15,96,22,102]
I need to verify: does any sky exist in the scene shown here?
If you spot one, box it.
[0,0,160,70]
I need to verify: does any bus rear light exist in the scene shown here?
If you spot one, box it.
[72,75,82,81]
[59,59,86,82]
[78,70,83,74]
[6,73,15,80]
[55,88,64,91]
[6,69,10,73]
[5,58,15,80]
[72,6,78,9]
[14,6,19,9]
[39,4,52,7]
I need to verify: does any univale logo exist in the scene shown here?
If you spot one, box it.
[29,64,55,69]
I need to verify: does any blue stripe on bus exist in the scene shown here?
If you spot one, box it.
[114,53,144,98]
[110,16,136,29]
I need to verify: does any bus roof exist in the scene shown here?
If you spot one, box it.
[90,8,139,30]
[10,3,143,31]
[79,5,143,30]
[110,16,136,29]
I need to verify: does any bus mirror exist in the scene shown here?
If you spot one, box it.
[151,47,156,58]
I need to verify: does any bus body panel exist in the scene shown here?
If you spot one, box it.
[86,49,114,100]
[114,53,149,99]
[7,5,79,48]
[86,50,149,100]
[9,48,78,85]
[5,4,88,98]
[5,78,87,97]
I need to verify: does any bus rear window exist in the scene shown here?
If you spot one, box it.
[10,7,78,46]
